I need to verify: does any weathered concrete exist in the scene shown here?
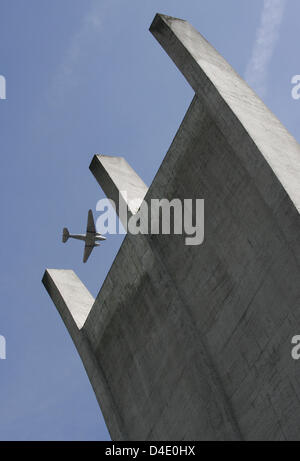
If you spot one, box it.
[42,269,126,440]
[43,269,94,330]
[43,14,300,440]
[90,154,148,228]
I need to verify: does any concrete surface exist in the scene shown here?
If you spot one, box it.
[43,14,300,441]
[90,154,148,228]
[43,269,94,329]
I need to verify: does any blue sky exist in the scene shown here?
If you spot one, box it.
[0,0,299,441]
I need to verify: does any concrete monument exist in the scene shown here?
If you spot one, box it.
[43,14,300,440]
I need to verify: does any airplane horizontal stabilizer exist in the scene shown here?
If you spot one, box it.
[62,228,69,243]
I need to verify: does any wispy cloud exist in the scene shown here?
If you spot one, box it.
[50,1,108,102]
[245,0,287,97]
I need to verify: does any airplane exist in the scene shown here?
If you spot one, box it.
[62,209,106,263]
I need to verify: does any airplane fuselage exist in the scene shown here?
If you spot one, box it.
[69,233,106,244]
[62,210,106,263]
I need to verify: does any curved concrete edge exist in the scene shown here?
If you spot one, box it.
[42,269,127,441]
[89,154,148,229]
[42,269,94,330]
[150,14,300,215]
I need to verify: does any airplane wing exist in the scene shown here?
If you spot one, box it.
[83,243,94,263]
[86,209,96,234]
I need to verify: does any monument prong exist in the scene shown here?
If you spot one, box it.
[90,154,148,229]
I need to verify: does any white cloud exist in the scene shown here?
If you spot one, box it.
[245,0,287,97]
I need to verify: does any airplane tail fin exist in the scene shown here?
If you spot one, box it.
[62,228,70,243]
